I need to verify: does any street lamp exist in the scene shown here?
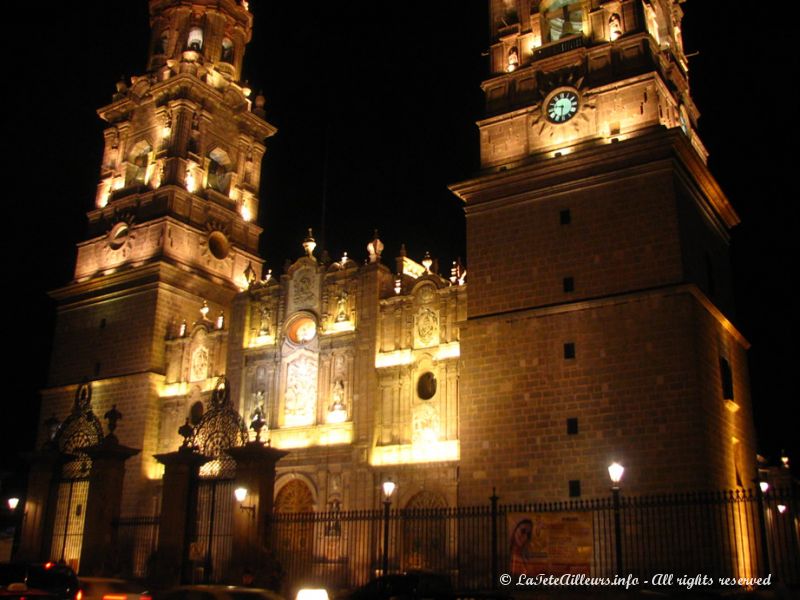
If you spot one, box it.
[381,479,396,576]
[234,487,255,518]
[7,498,19,511]
[608,462,624,575]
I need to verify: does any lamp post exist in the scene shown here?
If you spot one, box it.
[5,497,21,561]
[608,462,624,575]
[381,479,396,576]
[754,474,772,578]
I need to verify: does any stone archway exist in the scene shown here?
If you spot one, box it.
[275,479,315,513]
[273,479,315,576]
[402,490,448,571]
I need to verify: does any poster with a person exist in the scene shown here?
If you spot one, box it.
[508,512,593,576]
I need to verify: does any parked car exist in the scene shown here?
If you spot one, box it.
[337,573,514,600]
[0,563,81,600]
[157,585,284,600]
[339,572,452,600]
[0,582,61,600]
[79,578,151,600]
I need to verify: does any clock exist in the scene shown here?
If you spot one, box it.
[545,89,579,123]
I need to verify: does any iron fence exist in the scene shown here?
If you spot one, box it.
[113,516,159,578]
[270,487,799,594]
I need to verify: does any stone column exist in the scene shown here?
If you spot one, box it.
[226,442,288,582]
[153,447,210,586]
[79,435,140,575]
[16,447,68,562]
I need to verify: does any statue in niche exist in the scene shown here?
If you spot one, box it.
[335,289,348,322]
[284,356,317,426]
[258,304,271,335]
[252,389,265,418]
[608,13,622,40]
[507,47,519,70]
[330,380,345,412]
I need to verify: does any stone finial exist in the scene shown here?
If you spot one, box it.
[104,404,122,436]
[302,228,316,258]
[178,418,194,448]
[422,251,433,273]
[200,300,210,319]
[250,405,267,443]
[44,414,61,443]
[75,380,93,413]
[367,229,384,264]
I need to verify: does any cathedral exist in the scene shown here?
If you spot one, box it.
[21,0,757,578]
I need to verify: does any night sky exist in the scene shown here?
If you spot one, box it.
[1,1,796,494]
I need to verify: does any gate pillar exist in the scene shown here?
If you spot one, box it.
[79,433,140,575]
[16,447,68,561]
[154,446,210,586]
[227,442,288,581]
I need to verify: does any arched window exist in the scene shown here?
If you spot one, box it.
[207,147,233,194]
[126,140,152,186]
[221,38,235,63]
[187,27,204,51]
[156,31,169,55]
[540,0,584,42]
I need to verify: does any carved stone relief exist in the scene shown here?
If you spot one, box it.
[283,352,318,427]
[413,403,440,444]
[414,307,440,348]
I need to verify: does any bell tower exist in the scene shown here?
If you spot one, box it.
[43,0,275,512]
[452,0,756,503]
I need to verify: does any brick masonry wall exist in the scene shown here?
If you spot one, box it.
[48,289,160,386]
[457,290,735,505]
[466,167,683,318]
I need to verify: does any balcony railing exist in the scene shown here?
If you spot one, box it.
[532,35,585,61]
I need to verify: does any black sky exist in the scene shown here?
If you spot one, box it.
[1,1,796,490]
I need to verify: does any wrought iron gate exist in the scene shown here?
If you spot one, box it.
[48,382,104,571]
[193,478,235,583]
[188,377,249,583]
[49,471,90,570]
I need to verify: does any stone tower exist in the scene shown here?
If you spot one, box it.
[451,0,756,503]
[43,0,275,515]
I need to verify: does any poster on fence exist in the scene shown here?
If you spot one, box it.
[508,512,592,576]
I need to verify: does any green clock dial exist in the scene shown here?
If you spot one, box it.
[546,90,579,123]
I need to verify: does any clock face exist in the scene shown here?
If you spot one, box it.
[546,90,579,123]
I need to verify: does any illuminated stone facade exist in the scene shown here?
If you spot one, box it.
[224,242,466,511]
[42,0,273,521]
[34,0,756,551]
[451,0,755,503]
